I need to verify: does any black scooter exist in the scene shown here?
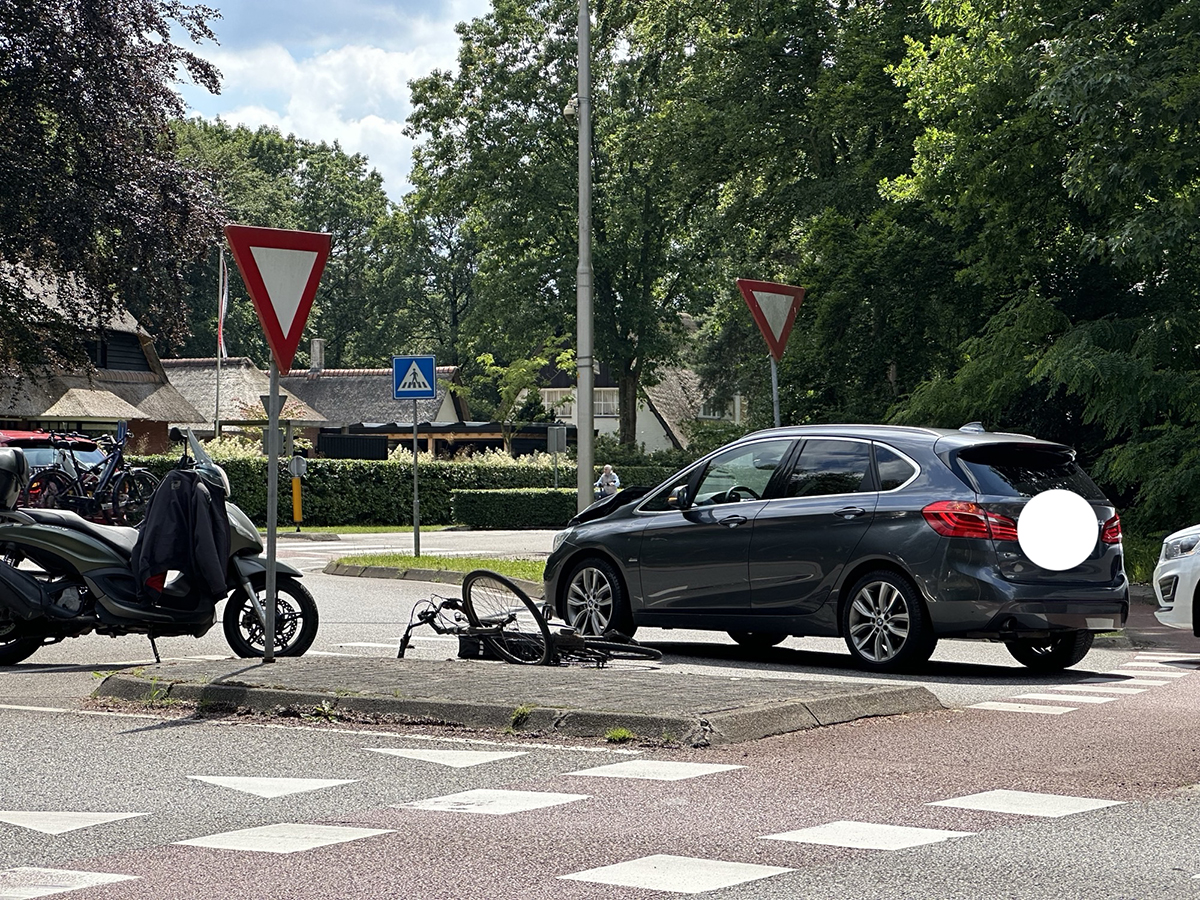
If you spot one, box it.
[0,432,318,665]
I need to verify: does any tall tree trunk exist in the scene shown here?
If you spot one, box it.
[618,368,639,445]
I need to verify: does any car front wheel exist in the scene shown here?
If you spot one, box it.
[842,570,936,672]
[563,558,634,638]
[1005,631,1094,671]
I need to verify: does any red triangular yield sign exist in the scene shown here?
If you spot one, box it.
[224,225,332,373]
[736,279,806,361]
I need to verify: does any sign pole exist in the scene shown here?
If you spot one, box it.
[264,364,279,664]
[770,357,781,428]
[413,398,420,558]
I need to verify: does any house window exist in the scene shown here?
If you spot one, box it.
[595,388,619,417]
[699,398,730,420]
[540,388,574,418]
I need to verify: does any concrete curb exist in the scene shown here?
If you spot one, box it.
[94,660,943,748]
[322,561,544,598]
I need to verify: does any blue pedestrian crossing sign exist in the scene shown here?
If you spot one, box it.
[393,355,437,400]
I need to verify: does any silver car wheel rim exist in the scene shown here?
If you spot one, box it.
[848,580,910,663]
[566,567,613,636]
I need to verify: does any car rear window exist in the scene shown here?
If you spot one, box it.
[955,445,1107,501]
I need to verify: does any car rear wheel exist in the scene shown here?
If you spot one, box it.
[728,631,788,649]
[1005,631,1094,671]
[564,558,634,638]
[842,570,937,672]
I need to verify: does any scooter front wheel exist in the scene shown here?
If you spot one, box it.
[223,574,319,658]
[0,634,42,666]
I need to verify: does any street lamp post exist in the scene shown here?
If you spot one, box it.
[574,0,594,513]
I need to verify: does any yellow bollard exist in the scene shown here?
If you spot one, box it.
[291,475,302,531]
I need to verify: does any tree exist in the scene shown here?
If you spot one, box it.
[0,0,222,375]
[406,0,706,444]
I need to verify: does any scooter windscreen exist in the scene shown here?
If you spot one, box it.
[184,428,232,497]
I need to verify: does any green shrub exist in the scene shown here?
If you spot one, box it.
[452,488,577,529]
[127,455,676,528]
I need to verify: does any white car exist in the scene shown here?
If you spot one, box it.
[1153,524,1200,633]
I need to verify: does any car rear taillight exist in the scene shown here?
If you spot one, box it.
[1101,513,1122,544]
[922,500,1019,541]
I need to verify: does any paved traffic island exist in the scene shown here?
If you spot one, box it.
[93,656,941,747]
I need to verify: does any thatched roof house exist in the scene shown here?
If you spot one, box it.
[161,357,326,433]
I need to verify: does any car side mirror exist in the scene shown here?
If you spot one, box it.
[666,483,690,510]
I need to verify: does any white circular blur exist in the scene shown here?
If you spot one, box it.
[1017,489,1098,571]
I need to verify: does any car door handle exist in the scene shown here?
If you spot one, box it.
[834,507,867,519]
[719,515,748,528]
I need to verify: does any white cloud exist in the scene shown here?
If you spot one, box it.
[182,1,491,201]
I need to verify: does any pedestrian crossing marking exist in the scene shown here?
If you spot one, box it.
[968,701,1076,715]
[175,822,393,854]
[1057,684,1148,694]
[0,811,144,835]
[0,867,137,898]
[398,361,431,392]
[402,789,588,816]
[1118,660,1196,670]
[1016,693,1116,704]
[1113,668,1186,677]
[929,789,1123,817]
[566,760,744,781]
[762,821,975,850]
[560,855,793,893]
[365,748,526,768]
[187,776,356,798]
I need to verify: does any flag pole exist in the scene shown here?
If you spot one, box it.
[215,248,227,437]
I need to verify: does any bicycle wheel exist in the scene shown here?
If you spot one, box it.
[109,469,159,526]
[22,469,73,510]
[581,639,663,661]
[461,570,552,665]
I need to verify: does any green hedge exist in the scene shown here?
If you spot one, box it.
[129,456,676,527]
[451,488,578,529]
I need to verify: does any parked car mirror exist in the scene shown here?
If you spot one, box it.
[666,483,690,510]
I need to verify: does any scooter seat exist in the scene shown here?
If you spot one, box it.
[18,508,139,557]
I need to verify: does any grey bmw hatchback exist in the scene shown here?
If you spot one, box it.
[543,424,1127,672]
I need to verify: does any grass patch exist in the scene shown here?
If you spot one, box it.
[604,727,636,744]
[336,554,545,583]
[261,525,451,535]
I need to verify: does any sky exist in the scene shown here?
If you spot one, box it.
[176,0,492,202]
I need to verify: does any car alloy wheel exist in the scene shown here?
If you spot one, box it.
[842,570,936,672]
[564,558,632,638]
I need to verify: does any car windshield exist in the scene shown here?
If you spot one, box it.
[957,445,1107,501]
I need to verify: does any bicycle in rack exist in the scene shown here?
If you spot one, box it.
[397,569,662,667]
[21,429,159,526]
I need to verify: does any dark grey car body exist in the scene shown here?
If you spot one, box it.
[543,425,1128,669]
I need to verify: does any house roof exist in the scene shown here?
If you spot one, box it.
[280,365,468,427]
[642,367,707,450]
[0,369,201,424]
[161,358,326,426]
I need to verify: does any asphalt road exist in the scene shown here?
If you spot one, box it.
[4,531,1200,898]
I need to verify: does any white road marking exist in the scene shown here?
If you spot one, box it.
[175,823,392,854]
[968,702,1076,714]
[1112,668,1187,678]
[1016,693,1116,704]
[0,812,144,835]
[0,867,137,898]
[567,760,744,781]
[1135,653,1200,660]
[1081,678,1164,687]
[365,748,525,768]
[929,789,1123,817]
[560,855,793,893]
[402,789,588,816]
[1058,684,1148,694]
[187,776,356,798]
[1115,661,1193,670]
[762,820,975,850]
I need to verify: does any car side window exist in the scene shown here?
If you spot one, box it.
[692,439,793,506]
[783,439,873,498]
[875,444,917,491]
